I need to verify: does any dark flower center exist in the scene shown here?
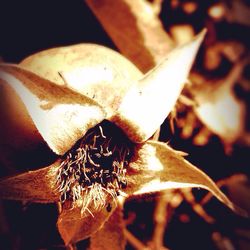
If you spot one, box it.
[56,120,134,207]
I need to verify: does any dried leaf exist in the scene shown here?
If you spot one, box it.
[0,161,60,203]
[86,0,174,72]
[20,44,142,117]
[57,198,116,245]
[192,61,246,144]
[0,64,105,155]
[90,205,126,250]
[112,31,206,143]
[126,141,247,217]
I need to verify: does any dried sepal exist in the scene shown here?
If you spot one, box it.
[112,30,206,143]
[0,79,46,172]
[0,64,105,155]
[0,161,60,203]
[57,193,116,245]
[126,140,247,217]
[20,44,142,117]
[90,204,126,250]
[86,0,174,72]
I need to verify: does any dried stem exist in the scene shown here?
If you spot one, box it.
[151,192,173,249]
[181,189,215,224]
[124,228,149,250]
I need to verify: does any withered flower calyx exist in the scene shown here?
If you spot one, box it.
[0,30,244,246]
[57,120,133,213]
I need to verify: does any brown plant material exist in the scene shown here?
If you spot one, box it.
[89,201,126,250]
[124,228,149,250]
[20,44,142,118]
[212,231,235,250]
[201,174,250,214]
[0,31,244,247]
[223,0,250,26]
[0,162,59,202]
[180,189,215,224]
[0,64,105,155]
[150,192,174,249]
[86,0,174,72]
[112,30,206,143]
[57,197,116,245]
[191,58,248,146]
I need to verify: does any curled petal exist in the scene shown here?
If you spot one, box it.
[126,141,247,217]
[0,161,60,203]
[20,44,142,117]
[0,64,105,155]
[112,30,206,142]
[57,194,116,245]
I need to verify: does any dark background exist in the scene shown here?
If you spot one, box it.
[0,0,115,63]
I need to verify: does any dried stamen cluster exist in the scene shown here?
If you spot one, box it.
[56,120,134,211]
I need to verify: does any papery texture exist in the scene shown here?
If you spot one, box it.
[126,140,245,216]
[0,162,60,202]
[0,64,105,155]
[112,31,206,142]
[20,44,142,117]
[90,205,126,250]
[57,197,116,245]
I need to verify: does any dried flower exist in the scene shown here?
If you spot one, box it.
[0,30,243,246]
